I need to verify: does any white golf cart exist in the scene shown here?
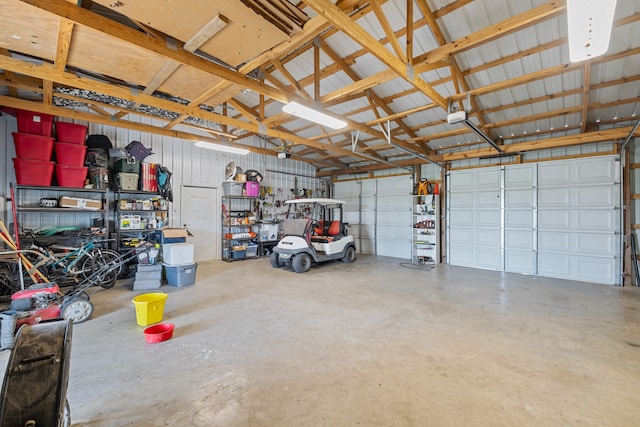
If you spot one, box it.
[270,198,357,273]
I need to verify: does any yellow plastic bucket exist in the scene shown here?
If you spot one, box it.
[132,292,168,326]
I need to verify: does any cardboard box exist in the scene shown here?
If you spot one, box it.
[155,228,188,244]
[58,196,102,211]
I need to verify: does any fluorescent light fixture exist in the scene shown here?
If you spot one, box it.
[567,0,617,62]
[195,141,249,155]
[282,101,347,129]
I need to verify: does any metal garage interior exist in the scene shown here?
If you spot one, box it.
[0,0,639,425]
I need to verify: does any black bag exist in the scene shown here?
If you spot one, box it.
[85,148,109,168]
[86,134,113,149]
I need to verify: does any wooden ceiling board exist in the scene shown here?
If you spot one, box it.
[158,65,226,102]
[90,0,290,68]
[67,25,167,87]
[0,1,59,61]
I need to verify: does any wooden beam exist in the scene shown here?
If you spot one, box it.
[183,14,228,52]
[415,1,564,65]
[301,0,447,109]
[370,0,406,62]
[54,18,74,71]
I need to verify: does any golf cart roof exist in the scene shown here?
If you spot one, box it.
[284,198,346,206]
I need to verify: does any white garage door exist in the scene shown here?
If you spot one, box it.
[334,176,412,258]
[447,156,620,285]
[537,157,620,284]
[447,167,502,270]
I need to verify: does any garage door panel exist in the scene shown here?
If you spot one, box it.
[573,185,619,208]
[538,253,571,277]
[474,190,501,208]
[505,230,533,249]
[449,210,473,227]
[573,157,617,183]
[505,189,534,208]
[505,164,536,188]
[377,209,410,225]
[377,224,410,239]
[474,248,501,269]
[476,229,501,246]
[539,209,618,233]
[449,228,473,244]
[538,231,570,251]
[538,162,571,186]
[360,225,376,238]
[360,238,375,254]
[572,233,619,257]
[475,210,501,227]
[449,171,474,190]
[538,210,570,229]
[572,257,618,284]
[475,168,501,188]
[378,194,410,209]
[539,254,618,285]
[505,250,535,274]
[449,192,473,208]
[449,245,474,265]
[573,210,618,233]
[361,180,376,196]
[538,187,571,207]
[505,210,534,229]
[361,195,376,210]
[378,238,410,258]
[377,177,408,195]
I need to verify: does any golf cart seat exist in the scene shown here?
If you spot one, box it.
[311,220,342,243]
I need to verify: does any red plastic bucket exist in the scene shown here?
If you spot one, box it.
[55,122,88,144]
[55,142,87,166]
[12,158,54,186]
[55,164,88,188]
[12,132,54,160]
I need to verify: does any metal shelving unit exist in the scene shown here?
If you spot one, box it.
[412,194,439,265]
[222,195,258,261]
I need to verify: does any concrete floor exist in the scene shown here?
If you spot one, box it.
[2,254,640,426]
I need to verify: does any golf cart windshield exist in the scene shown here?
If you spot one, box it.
[281,218,310,236]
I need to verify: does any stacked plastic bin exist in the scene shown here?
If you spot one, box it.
[53,121,89,188]
[11,109,55,186]
[162,242,197,287]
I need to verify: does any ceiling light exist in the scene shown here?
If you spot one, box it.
[567,0,617,62]
[195,141,249,155]
[282,101,347,129]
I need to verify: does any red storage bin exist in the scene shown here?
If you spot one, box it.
[54,121,88,144]
[55,164,88,188]
[12,132,54,161]
[12,158,54,186]
[55,142,87,166]
[15,109,54,136]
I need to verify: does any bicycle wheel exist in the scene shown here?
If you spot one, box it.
[81,249,122,289]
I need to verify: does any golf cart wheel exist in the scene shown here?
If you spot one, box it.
[270,251,284,268]
[342,246,356,263]
[292,253,311,273]
[61,298,94,323]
